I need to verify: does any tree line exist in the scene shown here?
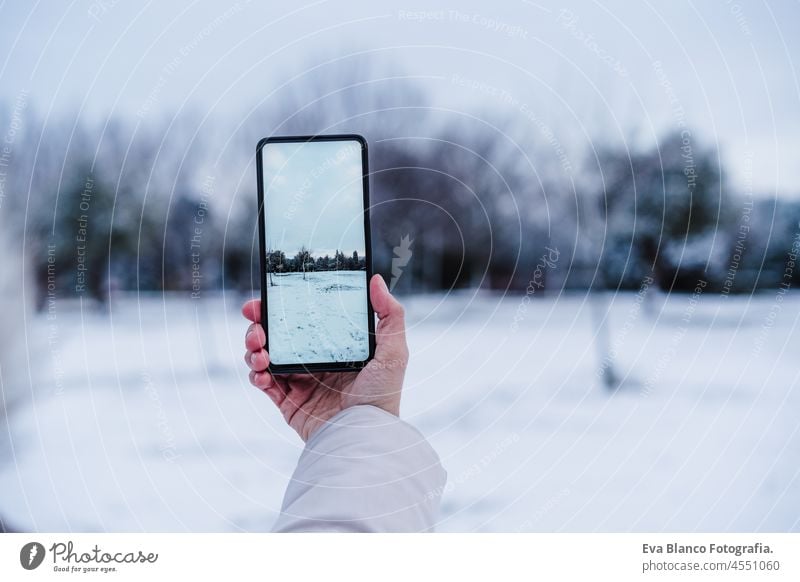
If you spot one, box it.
[267,247,365,284]
[1,53,798,307]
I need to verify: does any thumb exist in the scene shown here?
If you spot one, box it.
[369,274,408,360]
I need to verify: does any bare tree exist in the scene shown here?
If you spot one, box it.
[266,239,276,287]
[295,246,311,280]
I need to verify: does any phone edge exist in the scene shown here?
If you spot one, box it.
[255,134,377,375]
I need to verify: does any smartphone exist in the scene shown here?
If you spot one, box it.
[256,134,376,374]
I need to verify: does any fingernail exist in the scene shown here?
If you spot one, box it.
[250,352,259,365]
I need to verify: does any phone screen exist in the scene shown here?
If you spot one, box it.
[258,136,372,369]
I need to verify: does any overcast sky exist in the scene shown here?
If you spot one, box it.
[1,0,798,197]
[262,139,365,256]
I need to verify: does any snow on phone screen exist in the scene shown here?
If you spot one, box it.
[261,140,369,365]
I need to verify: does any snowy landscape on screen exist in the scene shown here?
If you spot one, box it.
[266,271,369,365]
[0,290,798,532]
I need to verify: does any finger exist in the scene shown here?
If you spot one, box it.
[249,369,273,389]
[241,299,261,323]
[245,323,266,351]
[370,274,406,337]
[369,274,409,363]
[249,371,286,408]
[244,349,270,371]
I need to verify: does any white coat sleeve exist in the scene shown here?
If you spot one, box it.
[272,405,447,532]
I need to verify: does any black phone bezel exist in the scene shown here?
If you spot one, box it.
[255,134,376,375]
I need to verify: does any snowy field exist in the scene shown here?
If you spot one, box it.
[0,289,798,532]
[266,271,369,365]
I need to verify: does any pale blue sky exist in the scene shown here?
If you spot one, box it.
[262,139,365,256]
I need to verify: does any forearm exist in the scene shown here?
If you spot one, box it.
[273,405,447,532]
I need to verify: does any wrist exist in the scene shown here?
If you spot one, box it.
[302,399,400,441]
[300,409,340,442]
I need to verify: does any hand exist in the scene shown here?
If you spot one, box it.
[242,274,409,441]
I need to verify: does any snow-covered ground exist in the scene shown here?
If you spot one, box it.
[0,289,798,532]
[266,271,369,365]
